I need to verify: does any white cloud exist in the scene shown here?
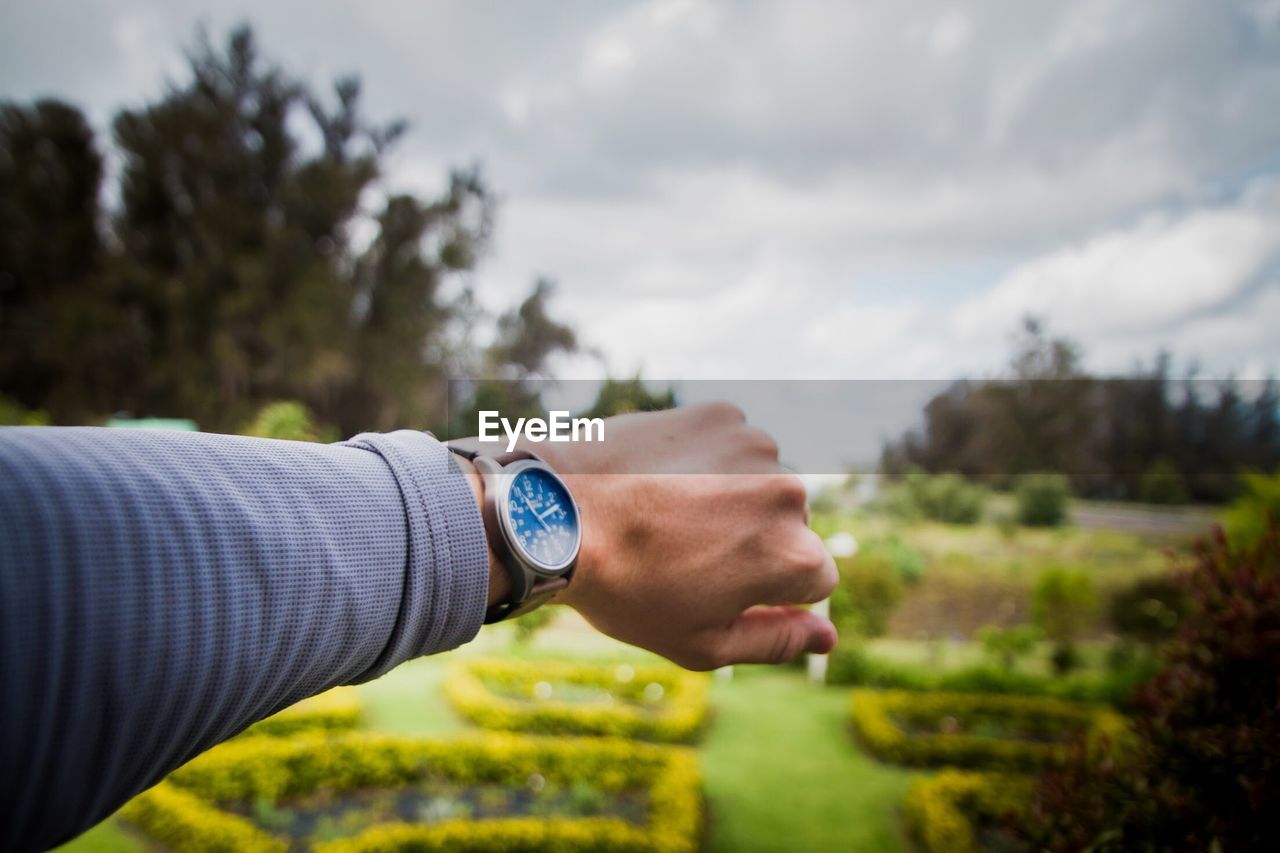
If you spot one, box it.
[954,188,1280,339]
[4,0,1280,382]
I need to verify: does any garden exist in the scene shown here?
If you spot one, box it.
[55,464,1279,852]
[7,19,1280,852]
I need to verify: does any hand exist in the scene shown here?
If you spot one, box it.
[531,402,838,670]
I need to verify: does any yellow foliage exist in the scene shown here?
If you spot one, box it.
[902,771,1031,853]
[119,782,284,852]
[850,688,1127,771]
[444,658,711,743]
[122,731,702,853]
[239,686,364,739]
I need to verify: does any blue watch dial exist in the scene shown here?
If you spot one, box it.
[506,468,579,569]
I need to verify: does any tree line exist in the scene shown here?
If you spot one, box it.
[0,25,578,437]
[881,320,1280,503]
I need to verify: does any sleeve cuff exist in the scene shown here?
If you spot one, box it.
[341,430,490,679]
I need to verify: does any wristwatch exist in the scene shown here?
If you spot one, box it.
[447,446,581,623]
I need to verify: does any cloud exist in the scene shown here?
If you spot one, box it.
[3,0,1280,382]
[953,180,1280,340]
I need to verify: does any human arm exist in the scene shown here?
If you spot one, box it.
[0,426,491,851]
[0,403,837,850]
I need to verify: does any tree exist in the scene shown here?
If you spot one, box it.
[580,376,676,419]
[0,100,122,421]
[879,319,1280,503]
[446,280,580,439]
[1,25,562,436]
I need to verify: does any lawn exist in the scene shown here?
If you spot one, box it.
[702,666,913,852]
[56,613,913,853]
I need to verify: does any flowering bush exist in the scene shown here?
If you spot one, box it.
[850,688,1126,771]
[121,732,702,853]
[903,771,1031,853]
[238,687,363,739]
[444,658,711,743]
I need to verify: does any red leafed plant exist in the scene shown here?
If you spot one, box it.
[1015,524,1280,852]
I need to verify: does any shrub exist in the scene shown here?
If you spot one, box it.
[1015,473,1069,527]
[0,394,50,426]
[849,689,1126,772]
[511,607,557,644]
[904,771,1032,853]
[1014,526,1280,851]
[905,470,986,525]
[122,732,702,853]
[241,401,322,442]
[444,659,711,743]
[829,554,905,639]
[827,643,1153,706]
[876,535,926,584]
[1221,470,1280,551]
[1108,574,1188,650]
[1032,569,1098,674]
[1139,460,1188,505]
[978,624,1041,672]
[238,687,363,739]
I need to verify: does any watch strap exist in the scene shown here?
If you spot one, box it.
[484,575,571,624]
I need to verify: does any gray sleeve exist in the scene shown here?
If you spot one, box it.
[0,426,491,852]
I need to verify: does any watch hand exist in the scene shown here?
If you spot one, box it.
[537,503,561,521]
[519,490,551,530]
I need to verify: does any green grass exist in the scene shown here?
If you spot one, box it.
[51,819,138,853]
[702,666,914,852]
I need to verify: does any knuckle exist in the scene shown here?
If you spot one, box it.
[806,559,840,603]
[774,474,808,509]
[741,427,780,459]
[783,531,838,602]
[699,400,746,424]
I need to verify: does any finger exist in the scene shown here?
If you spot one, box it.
[717,606,838,666]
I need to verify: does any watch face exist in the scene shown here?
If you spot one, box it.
[505,467,580,570]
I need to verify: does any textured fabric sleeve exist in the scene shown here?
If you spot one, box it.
[0,426,491,852]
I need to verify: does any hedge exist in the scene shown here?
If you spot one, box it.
[121,731,701,853]
[849,689,1127,771]
[238,686,364,739]
[903,771,1031,853]
[444,659,711,743]
[828,645,1152,707]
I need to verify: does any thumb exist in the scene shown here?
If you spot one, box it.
[718,606,837,666]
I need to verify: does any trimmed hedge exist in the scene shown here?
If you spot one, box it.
[444,659,711,743]
[903,771,1031,853]
[121,732,701,853]
[239,686,364,739]
[850,689,1126,771]
[828,645,1151,707]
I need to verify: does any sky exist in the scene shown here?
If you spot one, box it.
[4,0,1280,384]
